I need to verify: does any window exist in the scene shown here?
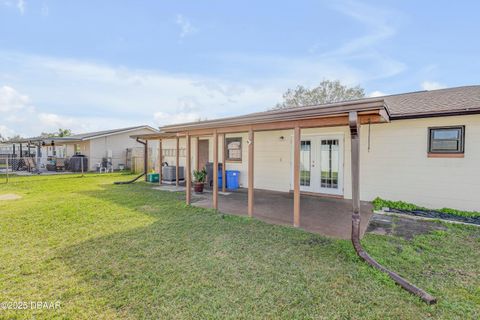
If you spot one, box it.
[74,144,81,155]
[225,137,242,161]
[428,126,465,154]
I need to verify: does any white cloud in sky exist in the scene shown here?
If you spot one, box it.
[421,81,446,91]
[368,90,387,97]
[0,52,283,137]
[40,2,48,16]
[153,112,202,125]
[0,85,31,112]
[1,0,25,14]
[0,125,15,138]
[329,1,396,56]
[316,1,405,82]
[175,14,197,38]
[17,0,25,14]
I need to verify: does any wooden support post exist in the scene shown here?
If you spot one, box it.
[176,136,180,187]
[221,133,226,192]
[247,128,254,217]
[293,126,301,227]
[195,137,199,171]
[185,134,191,205]
[213,130,219,210]
[158,139,163,185]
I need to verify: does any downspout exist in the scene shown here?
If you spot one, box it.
[142,138,148,182]
[348,111,437,305]
[113,138,147,185]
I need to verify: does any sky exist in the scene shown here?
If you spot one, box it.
[0,0,479,137]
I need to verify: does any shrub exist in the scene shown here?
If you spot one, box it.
[372,197,480,218]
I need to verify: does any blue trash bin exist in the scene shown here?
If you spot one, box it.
[226,170,240,190]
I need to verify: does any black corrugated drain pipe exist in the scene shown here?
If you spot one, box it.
[349,111,437,305]
[113,138,147,185]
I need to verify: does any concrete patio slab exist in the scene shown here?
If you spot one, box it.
[153,185,186,192]
[191,188,373,239]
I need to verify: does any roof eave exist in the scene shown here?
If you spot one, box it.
[160,100,387,133]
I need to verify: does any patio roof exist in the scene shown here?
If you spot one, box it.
[131,98,388,140]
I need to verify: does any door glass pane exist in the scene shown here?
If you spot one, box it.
[320,139,339,189]
[300,140,311,186]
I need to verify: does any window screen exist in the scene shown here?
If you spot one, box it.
[225,137,242,161]
[428,126,465,153]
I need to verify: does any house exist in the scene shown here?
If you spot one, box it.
[56,125,159,171]
[6,125,158,172]
[134,85,480,216]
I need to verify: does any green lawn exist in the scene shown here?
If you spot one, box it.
[0,173,479,319]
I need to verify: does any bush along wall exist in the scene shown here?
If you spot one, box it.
[372,197,480,225]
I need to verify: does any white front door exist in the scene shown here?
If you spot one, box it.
[295,135,344,195]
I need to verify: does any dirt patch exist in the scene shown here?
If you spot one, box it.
[367,214,447,240]
[0,194,22,201]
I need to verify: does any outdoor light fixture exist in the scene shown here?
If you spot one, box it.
[279,136,285,141]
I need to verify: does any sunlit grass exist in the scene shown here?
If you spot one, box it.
[0,173,479,319]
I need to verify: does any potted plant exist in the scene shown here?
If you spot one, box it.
[193,168,207,193]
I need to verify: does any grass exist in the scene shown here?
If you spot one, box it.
[373,197,480,218]
[0,173,479,319]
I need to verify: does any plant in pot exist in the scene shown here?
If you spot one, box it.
[193,168,207,193]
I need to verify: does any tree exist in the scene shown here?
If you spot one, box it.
[57,128,72,137]
[275,80,365,109]
[40,128,72,138]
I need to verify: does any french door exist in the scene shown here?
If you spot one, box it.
[296,135,344,195]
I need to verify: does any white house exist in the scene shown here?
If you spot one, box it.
[56,125,159,171]
[134,85,480,213]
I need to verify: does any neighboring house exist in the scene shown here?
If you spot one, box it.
[135,85,480,212]
[5,125,159,171]
[57,125,159,171]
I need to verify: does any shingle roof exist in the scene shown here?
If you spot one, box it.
[10,125,158,143]
[159,85,480,133]
[64,125,157,140]
[383,85,480,118]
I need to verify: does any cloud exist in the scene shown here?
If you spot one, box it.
[421,81,446,91]
[40,2,48,16]
[329,1,397,56]
[0,125,15,138]
[0,52,284,137]
[310,0,406,82]
[369,90,387,97]
[0,85,31,112]
[37,113,75,128]
[175,14,197,38]
[153,112,202,126]
[1,0,25,14]
[17,0,25,14]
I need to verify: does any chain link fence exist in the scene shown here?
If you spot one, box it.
[0,155,89,183]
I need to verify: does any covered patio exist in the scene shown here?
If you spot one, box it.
[131,98,438,303]
[192,188,373,239]
[133,99,390,239]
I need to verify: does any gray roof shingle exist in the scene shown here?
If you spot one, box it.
[383,85,480,118]
[64,125,157,140]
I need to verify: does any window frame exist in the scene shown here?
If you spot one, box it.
[225,137,242,162]
[427,125,465,154]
